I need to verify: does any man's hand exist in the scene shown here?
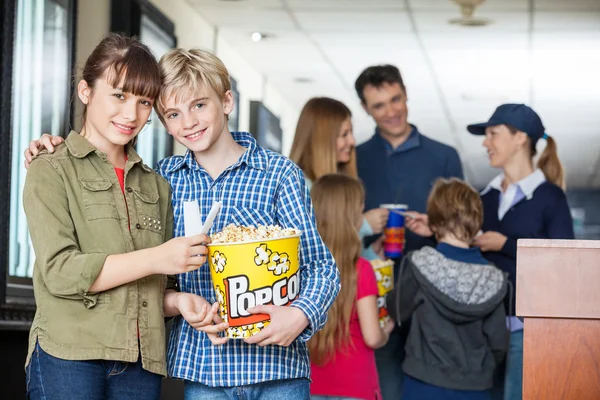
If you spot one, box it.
[243,306,309,347]
[175,293,229,345]
[364,208,390,234]
[472,231,507,252]
[24,133,64,168]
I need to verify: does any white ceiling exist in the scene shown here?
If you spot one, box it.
[187,0,600,189]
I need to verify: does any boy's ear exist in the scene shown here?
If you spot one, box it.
[77,79,92,105]
[222,90,234,116]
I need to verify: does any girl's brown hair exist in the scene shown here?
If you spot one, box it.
[80,33,161,124]
[308,174,364,365]
[289,97,356,181]
[507,126,565,190]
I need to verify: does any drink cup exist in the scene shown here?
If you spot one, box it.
[380,204,408,259]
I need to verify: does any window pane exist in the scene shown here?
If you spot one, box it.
[9,0,71,279]
[137,14,174,167]
[228,77,240,132]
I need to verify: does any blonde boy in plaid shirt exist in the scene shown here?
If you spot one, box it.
[154,49,338,399]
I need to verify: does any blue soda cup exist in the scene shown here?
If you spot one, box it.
[380,204,408,259]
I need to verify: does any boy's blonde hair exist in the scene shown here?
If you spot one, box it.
[427,178,483,243]
[156,48,231,116]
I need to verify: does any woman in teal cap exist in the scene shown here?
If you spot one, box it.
[405,103,574,400]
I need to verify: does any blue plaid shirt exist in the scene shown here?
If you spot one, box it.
[157,132,339,386]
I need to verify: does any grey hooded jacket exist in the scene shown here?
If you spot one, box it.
[387,246,509,391]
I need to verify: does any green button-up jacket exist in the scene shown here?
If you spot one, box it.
[23,132,173,376]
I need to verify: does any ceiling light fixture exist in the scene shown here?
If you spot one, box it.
[449,0,491,27]
[251,32,274,42]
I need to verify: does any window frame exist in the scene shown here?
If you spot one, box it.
[228,76,240,132]
[249,101,283,153]
[0,0,78,328]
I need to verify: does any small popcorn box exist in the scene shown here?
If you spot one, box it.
[371,259,395,328]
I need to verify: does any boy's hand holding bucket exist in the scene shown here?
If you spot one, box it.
[243,304,308,347]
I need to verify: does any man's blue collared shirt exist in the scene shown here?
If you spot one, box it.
[380,126,421,156]
[356,125,464,254]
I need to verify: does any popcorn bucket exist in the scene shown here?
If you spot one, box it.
[208,234,301,339]
[371,259,395,328]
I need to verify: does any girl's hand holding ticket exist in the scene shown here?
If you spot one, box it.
[153,234,210,275]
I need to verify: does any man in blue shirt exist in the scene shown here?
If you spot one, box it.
[354,64,464,400]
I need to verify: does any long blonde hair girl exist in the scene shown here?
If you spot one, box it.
[289,97,357,181]
[308,174,364,365]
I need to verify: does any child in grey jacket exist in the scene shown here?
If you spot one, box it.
[387,178,508,400]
